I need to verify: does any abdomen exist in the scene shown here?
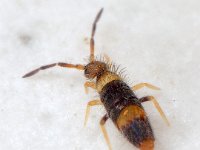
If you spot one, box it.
[99,80,155,149]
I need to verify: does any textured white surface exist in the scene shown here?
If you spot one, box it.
[1,0,200,150]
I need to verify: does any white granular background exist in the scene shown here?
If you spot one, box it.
[0,0,200,150]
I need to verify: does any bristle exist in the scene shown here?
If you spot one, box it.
[94,55,130,84]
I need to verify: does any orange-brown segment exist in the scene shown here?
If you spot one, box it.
[116,105,146,129]
[140,139,154,150]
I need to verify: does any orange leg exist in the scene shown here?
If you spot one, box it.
[84,100,102,126]
[22,62,84,78]
[84,81,96,94]
[132,83,160,91]
[140,96,170,126]
[90,8,103,62]
[100,114,112,150]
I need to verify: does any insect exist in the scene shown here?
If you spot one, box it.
[23,8,169,150]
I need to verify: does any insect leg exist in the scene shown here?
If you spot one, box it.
[100,114,112,150]
[139,96,170,126]
[84,81,96,94]
[132,83,160,91]
[84,100,102,126]
[90,8,104,62]
[22,63,84,78]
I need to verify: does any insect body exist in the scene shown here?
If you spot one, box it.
[23,8,169,150]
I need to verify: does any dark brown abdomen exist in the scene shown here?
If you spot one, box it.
[100,80,154,149]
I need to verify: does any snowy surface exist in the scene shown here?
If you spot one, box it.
[1,0,200,150]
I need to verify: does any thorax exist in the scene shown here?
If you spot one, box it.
[96,71,121,93]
